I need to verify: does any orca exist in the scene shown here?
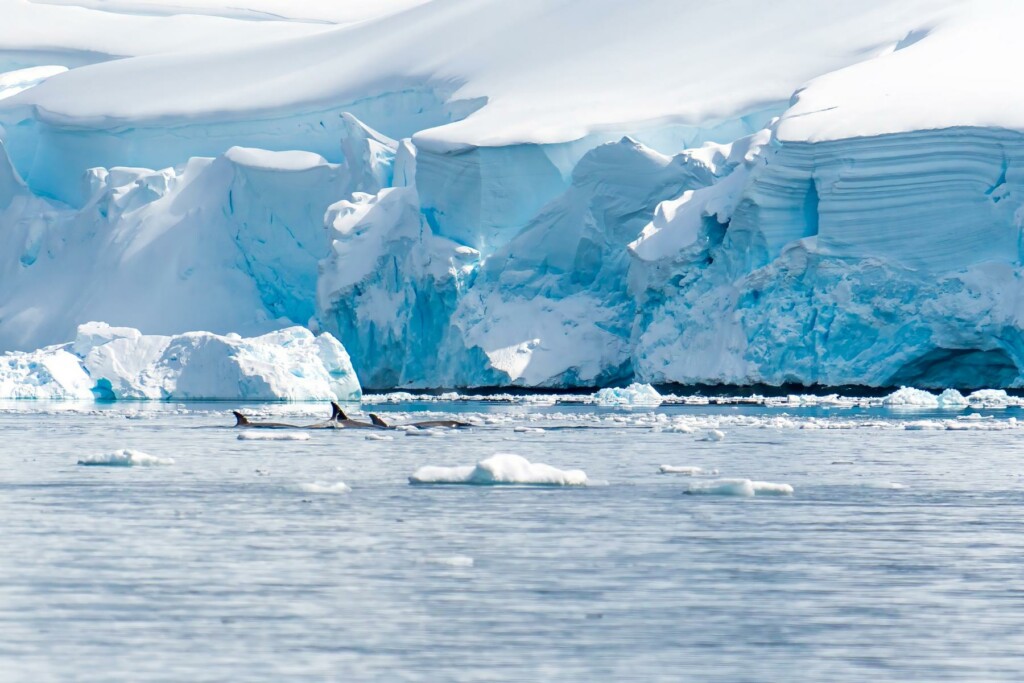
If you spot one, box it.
[232,411,300,429]
[367,413,472,430]
[328,402,389,430]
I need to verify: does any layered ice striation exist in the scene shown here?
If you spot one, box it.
[3,1,1024,390]
[0,322,361,401]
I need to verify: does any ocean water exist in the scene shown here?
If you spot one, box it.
[2,399,1024,682]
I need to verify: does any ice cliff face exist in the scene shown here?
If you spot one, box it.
[2,0,1024,390]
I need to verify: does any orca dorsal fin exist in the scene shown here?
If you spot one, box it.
[331,402,348,421]
[233,411,249,426]
[369,413,389,428]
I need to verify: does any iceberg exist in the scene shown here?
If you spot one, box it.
[408,453,589,486]
[0,322,361,401]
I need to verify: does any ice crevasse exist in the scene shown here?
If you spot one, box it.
[2,0,1024,390]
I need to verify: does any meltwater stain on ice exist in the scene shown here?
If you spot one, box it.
[685,478,793,497]
[77,449,174,467]
[409,453,589,486]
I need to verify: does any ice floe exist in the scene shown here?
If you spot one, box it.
[77,449,174,467]
[299,481,352,495]
[658,465,705,475]
[409,453,588,486]
[593,383,663,407]
[685,479,793,497]
[237,432,311,441]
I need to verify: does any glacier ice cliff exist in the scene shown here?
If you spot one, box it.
[2,0,1024,390]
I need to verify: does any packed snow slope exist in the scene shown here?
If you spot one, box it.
[2,0,1024,390]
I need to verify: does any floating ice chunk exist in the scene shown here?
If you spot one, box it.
[937,389,969,408]
[420,555,474,567]
[903,421,944,430]
[299,481,352,495]
[409,453,588,486]
[699,429,725,442]
[365,433,394,441]
[405,428,447,437]
[665,423,696,433]
[967,389,1011,407]
[513,426,546,434]
[77,449,174,467]
[237,432,310,441]
[685,478,793,497]
[593,383,663,407]
[882,387,939,408]
[658,465,703,475]
[956,413,993,421]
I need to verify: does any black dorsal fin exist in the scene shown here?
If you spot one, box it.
[233,411,249,426]
[331,402,348,421]
[369,413,389,428]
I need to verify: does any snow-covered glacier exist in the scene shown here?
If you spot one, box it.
[2,0,1024,390]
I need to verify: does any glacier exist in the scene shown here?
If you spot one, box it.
[1,0,1024,391]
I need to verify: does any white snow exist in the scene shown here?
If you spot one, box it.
[685,479,794,497]
[77,449,174,467]
[408,453,588,486]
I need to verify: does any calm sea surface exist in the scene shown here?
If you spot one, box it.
[2,399,1023,682]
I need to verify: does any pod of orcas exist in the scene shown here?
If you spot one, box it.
[232,402,471,430]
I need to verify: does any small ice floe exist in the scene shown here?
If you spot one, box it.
[420,555,474,568]
[409,453,588,486]
[868,482,907,490]
[237,432,310,441]
[299,481,351,494]
[903,421,945,430]
[658,465,704,475]
[513,426,546,434]
[967,389,1012,408]
[685,478,793,497]
[592,383,663,407]
[698,429,725,442]
[664,423,696,433]
[365,433,394,441]
[956,413,993,421]
[77,449,174,467]
[405,428,447,437]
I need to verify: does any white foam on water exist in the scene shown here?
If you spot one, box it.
[686,478,793,497]
[299,481,351,495]
[409,453,588,486]
[237,432,311,441]
[77,448,174,467]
